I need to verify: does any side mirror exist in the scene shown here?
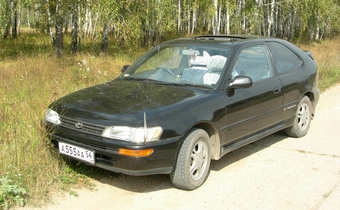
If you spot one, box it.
[227,76,253,90]
[121,65,130,73]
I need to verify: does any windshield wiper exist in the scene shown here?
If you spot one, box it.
[172,83,210,88]
[123,77,159,82]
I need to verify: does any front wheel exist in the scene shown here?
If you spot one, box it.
[170,128,211,190]
[286,96,312,137]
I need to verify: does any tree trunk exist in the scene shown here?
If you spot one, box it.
[46,0,54,46]
[241,0,245,33]
[187,6,190,34]
[55,17,64,57]
[55,2,64,57]
[100,23,108,54]
[84,4,90,38]
[26,6,30,28]
[217,4,221,35]
[191,7,196,34]
[11,0,17,38]
[213,0,218,35]
[226,8,230,34]
[71,3,78,54]
[236,0,243,34]
[17,6,20,35]
[177,0,181,34]
[267,0,275,37]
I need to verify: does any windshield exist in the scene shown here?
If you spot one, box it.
[120,45,232,88]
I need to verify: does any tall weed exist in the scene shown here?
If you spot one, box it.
[0,52,140,207]
[299,37,340,91]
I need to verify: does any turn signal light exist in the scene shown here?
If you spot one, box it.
[118,148,154,157]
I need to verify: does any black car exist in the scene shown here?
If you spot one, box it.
[45,35,320,190]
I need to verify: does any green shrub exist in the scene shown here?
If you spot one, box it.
[0,178,26,209]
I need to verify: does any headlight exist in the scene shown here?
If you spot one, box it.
[102,126,163,143]
[45,109,61,125]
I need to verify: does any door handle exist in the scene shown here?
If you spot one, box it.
[273,88,282,94]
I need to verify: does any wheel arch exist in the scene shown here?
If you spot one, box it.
[193,123,221,160]
[302,91,317,118]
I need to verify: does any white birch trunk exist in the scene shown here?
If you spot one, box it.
[45,0,54,45]
[16,6,21,36]
[242,0,245,33]
[191,8,196,34]
[26,7,30,28]
[226,7,230,34]
[178,0,181,33]
[315,25,320,40]
[217,4,221,35]
[213,0,218,35]
[267,0,275,37]
[187,6,190,34]
[84,6,88,38]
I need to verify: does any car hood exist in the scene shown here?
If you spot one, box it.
[50,79,209,126]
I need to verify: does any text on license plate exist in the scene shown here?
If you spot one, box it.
[59,142,95,164]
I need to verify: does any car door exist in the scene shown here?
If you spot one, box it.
[222,44,284,146]
[266,41,305,120]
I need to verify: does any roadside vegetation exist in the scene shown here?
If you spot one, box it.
[0,32,339,209]
[299,39,340,91]
[0,33,144,209]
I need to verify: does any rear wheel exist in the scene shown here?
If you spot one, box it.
[170,128,211,190]
[286,96,312,137]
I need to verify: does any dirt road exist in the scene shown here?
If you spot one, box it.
[26,84,340,210]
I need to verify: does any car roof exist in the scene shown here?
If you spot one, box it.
[194,35,264,40]
[162,35,281,47]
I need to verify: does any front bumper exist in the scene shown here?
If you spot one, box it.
[49,133,182,176]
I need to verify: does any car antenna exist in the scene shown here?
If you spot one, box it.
[144,112,148,144]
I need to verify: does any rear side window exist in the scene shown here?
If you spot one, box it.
[267,42,302,75]
[232,45,273,82]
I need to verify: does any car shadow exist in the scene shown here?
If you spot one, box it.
[210,130,288,172]
[70,130,289,193]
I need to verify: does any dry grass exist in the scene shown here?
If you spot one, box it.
[0,52,141,207]
[299,37,340,91]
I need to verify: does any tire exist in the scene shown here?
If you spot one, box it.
[170,128,211,190]
[285,96,312,138]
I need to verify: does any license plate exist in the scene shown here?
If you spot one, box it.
[59,142,95,164]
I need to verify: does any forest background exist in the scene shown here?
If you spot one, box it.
[1,0,340,209]
[1,0,340,55]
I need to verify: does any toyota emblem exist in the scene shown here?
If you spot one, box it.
[75,122,83,129]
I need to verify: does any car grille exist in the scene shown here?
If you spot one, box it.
[60,116,105,136]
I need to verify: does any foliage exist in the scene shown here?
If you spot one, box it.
[0,0,9,38]
[0,178,26,209]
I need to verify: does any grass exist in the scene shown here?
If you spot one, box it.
[0,32,340,208]
[299,38,340,91]
[0,33,144,208]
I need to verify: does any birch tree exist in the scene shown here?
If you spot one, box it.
[3,0,340,46]
[55,0,64,57]
[71,2,79,53]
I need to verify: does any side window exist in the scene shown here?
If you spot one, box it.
[232,45,273,82]
[267,42,302,75]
